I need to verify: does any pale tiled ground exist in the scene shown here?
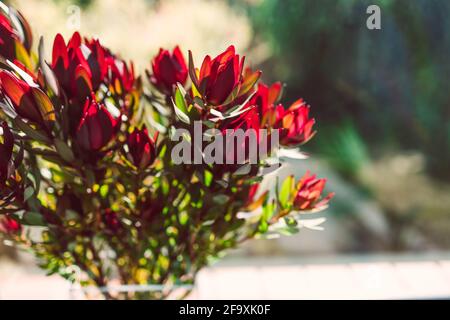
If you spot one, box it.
[1,253,450,299]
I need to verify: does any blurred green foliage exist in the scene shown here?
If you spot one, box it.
[48,0,160,8]
[243,0,450,181]
[52,0,92,7]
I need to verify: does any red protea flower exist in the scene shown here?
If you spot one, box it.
[293,171,334,211]
[126,126,157,170]
[0,69,55,129]
[0,14,18,61]
[149,46,187,95]
[51,32,95,100]
[276,99,315,147]
[190,46,261,106]
[246,82,315,147]
[217,82,285,162]
[76,97,119,151]
[107,57,136,97]
[248,82,284,127]
[0,121,14,184]
[83,38,109,90]
[0,216,21,234]
[0,8,33,65]
[219,105,263,164]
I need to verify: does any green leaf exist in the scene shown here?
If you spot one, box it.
[179,211,189,225]
[23,186,35,201]
[216,179,229,188]
[276,226,299,236]
[188,50,200,90]
[204,170,213,187]
[6,59,34,86]
[31,87,56,123]
[38,36,59,96]
[26,171,39,190]
[279,175,294,208]
[176,82,187,97]
[22,211,46,226]
[239,70,262,96]
[258,219,268,233]
[13,118,51,144]
[14,40,33,71]
[175,86,188,113]
[100,184,109,198]
[54,139,75,163]
[213,194,230,205]
[210,92,256,122]
[171,94,190,124]
[233,164,251,176]
[225,91,256,117]
[65,209,80,221]
[203,120,215,128]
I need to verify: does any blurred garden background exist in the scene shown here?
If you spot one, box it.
[1,0,450,298]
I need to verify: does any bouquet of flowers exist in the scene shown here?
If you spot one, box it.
[0,2,333,299]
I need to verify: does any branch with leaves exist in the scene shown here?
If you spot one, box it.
[0,2,333,299]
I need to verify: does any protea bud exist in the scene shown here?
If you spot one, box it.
[190,46,260,106]
[76,97,119,151]
[83,38,108,90]
[125,126,157,170]
[107,57,137,98]
[249,82,284,128]
[0,14,18,61]
[293,171,334,211]
[51,32,95,101]
[197,45,242,106]
[0,69,55,129]
[52,33,137,122]
[277,99,315,147]
[149,46,187,95]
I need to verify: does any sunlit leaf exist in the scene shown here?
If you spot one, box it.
[279,175,294,208]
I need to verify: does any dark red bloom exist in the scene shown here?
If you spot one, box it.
[107,57,136,97]
[219,82,284,162]
[190,46,261,106]
[83,38,108,90]
[51,33,137,123]
[293,171,334,211]
[246,82,315,147]
[51,32,94,101]
[0,14,18,61]
[0,8,32,64]
[277,99,315,147]
[0,216,21,234]
[76,97,119,151]
[218,106,264,164]
[0,69,55,128]
[197,45,242,105]
[85,38,137,97]
[149,46,187,95]
[0,121,14,184]
[249,82,284,128]
[126,126,157,170]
